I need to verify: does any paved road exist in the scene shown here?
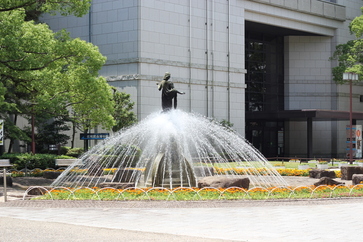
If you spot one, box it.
[0,216,225,242]
[1,199,363,241]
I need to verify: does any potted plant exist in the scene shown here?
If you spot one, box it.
[338,161,348,168]
[317,161,329,169]
[308,160,318,164]
[289,159,300,163]
[298,163,310,170]
[273,163,285,169]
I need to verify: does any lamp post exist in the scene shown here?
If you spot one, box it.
[343,72,359,164]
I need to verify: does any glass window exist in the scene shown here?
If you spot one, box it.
[245,31,284,112]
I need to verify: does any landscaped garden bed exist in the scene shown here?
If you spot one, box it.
[9,161,356,201]
[9,166,341,178]
[31,184,363,201]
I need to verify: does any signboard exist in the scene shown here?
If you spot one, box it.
[346,125,362,158]
[80,133,109,140]
[356,125,362,158]
[0,119,3,146]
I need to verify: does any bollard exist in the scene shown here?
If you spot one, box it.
[0,159,12,202]
[3,167,6,202]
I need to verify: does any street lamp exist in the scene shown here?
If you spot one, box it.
[343,72,359,164]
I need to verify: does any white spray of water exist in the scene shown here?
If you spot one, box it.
[52,110,288,188]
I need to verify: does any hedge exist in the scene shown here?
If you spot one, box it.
[0,153,68,170]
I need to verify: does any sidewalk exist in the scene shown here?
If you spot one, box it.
[0,198,363,241]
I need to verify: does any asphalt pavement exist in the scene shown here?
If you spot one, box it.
[0,198,363,241]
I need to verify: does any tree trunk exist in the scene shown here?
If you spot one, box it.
[7,114,17,153]
[71,121,76,149]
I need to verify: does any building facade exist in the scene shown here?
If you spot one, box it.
[41,0,363,158]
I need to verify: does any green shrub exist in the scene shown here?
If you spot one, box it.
[93,144,141,168]
[66,148,84,157]
[86,153,140,168]
[0,153,57,170]
[59,146,70,155]
[55,155,76,159]
[58,147,84,157]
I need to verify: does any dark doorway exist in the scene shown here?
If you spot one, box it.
[245,22,285,157]
[246,121,284,158]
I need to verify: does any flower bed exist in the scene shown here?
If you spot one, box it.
[31,184,363,201]
[11,167,342,178]
[214,167,341,178]
[10,168,65,177]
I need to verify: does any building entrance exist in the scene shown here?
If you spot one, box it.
[246,121,284,158]
[245,22,284,158]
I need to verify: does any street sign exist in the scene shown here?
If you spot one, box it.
[80,133,110,140]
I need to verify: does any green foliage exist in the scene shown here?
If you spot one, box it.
[219,119,233,127]
[69,74,116,131]
[208,118,234,132]
[66,147,84,157]
[55,155,76,160]
[219,119,234,129]
[88,144,142,168]
[0,0,116,151]
[34,186,363,201]
[112,88,137,132]
[59,146,69,155]
[4,118,31,143]
[331,7,363,83]
[31,117,71,153]
[57,146,84,157]
[0,0,91,18]
[0,153,57,169]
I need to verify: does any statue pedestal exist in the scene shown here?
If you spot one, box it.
[144,153,196,188]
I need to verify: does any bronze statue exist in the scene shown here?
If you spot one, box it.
[157,72,185,111]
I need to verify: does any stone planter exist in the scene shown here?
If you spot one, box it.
[298,165,309,170]
[42,171,62,179]
[309,169,336,179]
[273,166,285,169]
[55,159,82,167]
[341,166,363,180]
[317,164,329,169]
[338,163,348,168]
[289,159,300,163]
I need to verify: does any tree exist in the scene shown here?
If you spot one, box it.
[0,1,91,17]
[67,78,117,149]
[112,88,137,132]
[331,8,363,83]
[0,0,116,152]
[23,116,71,153]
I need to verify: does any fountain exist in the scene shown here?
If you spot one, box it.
[52,110,288,189]
[52,73,288,189]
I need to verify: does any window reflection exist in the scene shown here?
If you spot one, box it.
[245,32,284,112]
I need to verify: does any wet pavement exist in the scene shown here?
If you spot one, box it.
[0,198,363,241]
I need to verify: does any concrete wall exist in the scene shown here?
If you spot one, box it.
[285,36,333,110]
[135,0,246,130]
[284,36,334,156]
[33,0,363,157]
[39,0,246,150]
